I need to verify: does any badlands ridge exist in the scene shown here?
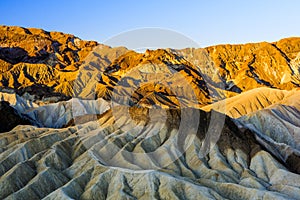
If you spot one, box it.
[0,26,300,199]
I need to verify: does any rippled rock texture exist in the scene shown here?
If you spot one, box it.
[1,107,299,199]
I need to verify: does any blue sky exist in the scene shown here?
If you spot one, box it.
[0,0,299,48]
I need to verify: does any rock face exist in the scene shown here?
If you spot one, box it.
[0,25,300,199]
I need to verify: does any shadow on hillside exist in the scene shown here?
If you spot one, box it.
[0,47,49,64]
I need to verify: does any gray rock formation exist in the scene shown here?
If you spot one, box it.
[0,106,299,199]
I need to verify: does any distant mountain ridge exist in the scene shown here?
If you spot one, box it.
[1,25,300,107]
